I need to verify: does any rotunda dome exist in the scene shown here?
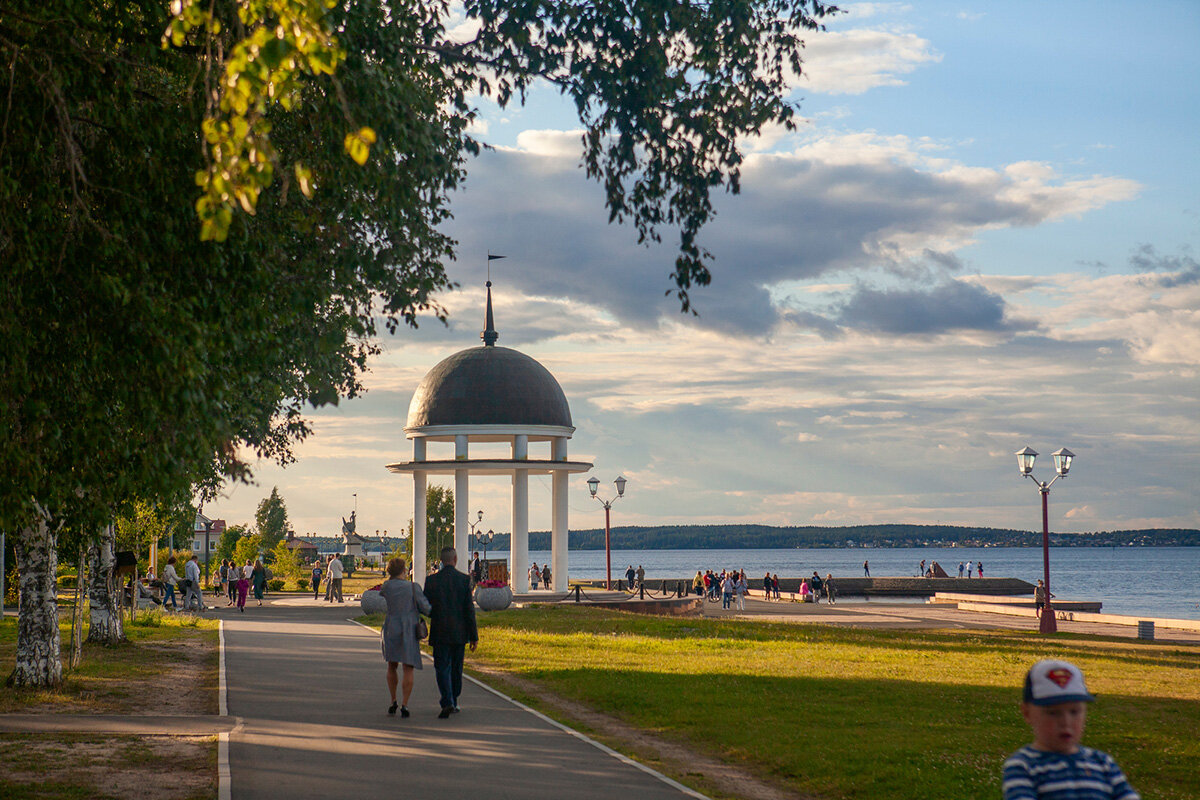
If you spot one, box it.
[406,345,572,429]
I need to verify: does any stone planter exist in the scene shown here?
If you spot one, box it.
[474,585,513,611]
[359,588,386,615]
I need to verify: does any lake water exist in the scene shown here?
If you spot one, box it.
[528,546,1200,621]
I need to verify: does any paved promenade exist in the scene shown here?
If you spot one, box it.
[222,600,705,800]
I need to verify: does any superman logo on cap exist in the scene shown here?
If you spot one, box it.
[1046,668,1074,688]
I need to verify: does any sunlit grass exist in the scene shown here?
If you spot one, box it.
[464,606,1200,800]
[0,612,219,714]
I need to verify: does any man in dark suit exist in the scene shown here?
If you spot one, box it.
[423,546,478,718]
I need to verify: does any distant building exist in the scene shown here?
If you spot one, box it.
[193,513,226,562]
[284,530,319,562]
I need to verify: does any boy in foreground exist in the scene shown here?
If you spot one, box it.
[1002,659,1139,800]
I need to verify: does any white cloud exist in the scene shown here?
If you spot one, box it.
[798,29,941,95]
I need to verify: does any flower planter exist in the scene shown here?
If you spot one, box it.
[474,585,513,611]
[359,588,387,615]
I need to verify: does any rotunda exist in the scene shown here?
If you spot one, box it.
[386,283,593,590]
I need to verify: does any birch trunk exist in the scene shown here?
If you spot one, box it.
[86,523,125,645]
[7,516,62,687]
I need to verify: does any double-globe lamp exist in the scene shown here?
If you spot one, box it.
[466,509,484,554]
[587,475,628,590]
[1015,446,1075,634]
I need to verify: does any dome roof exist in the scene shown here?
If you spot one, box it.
[406,345,572,429]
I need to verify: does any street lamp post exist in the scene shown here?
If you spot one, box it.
[1015,446,1075,634]
[478,529,495,582]
[587,475,628,590]
[466,510,484,558]
[376,529,391,570]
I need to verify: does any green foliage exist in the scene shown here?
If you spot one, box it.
[269,538,303,581]
[233,534,263,566]
[267,579,285,592]
[425,486,454,569]
[165,0,375,240]
[214,524,248,563]
[297,578,310,591]
[255,488,289,556]
[158,0,836,308]
[155,547,195,574]
[114,500,188,558]
[0,0,834,683]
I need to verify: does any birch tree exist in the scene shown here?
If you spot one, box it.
[1,0,833,686]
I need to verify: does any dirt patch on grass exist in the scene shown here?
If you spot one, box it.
[469,664,815,800]
[5,624,218,716]
[0,733,216,800]
[1,620,219,798]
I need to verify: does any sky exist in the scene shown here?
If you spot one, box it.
[207,1,1200,541]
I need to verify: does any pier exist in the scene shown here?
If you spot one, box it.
[575,576,1035,599]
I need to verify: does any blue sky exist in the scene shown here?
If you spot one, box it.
[208,1,1199,541]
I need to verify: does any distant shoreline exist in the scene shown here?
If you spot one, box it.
[517,524,1200,551]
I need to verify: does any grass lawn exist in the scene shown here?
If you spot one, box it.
[458,605,1198,800]
[0,609,219,714]
[0,609,220,799]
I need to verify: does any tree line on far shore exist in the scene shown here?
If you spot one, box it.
[501,524,1200,551]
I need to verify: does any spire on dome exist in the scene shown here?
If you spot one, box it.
[481,280,499,346]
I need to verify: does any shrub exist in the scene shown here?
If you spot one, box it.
[297,578,310,591]
[129,608,166,627]
[268,579,285,592]
[57,574,77,589]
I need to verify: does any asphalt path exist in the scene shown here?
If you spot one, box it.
[222,600,705,800]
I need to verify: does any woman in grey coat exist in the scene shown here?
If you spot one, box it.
[380,557,431,717]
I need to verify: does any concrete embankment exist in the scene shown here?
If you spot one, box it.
[577,576,1034,597]
[949,600,1200,633]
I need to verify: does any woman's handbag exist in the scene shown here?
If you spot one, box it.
[412,582,429,640]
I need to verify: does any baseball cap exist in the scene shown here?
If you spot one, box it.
[1023,659,1096,706]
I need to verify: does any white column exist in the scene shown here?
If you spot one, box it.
[454,435,469,569]
[513,434,528,461]
[512,469,529,592]
[551,437,569,591]
[413,438,428,584]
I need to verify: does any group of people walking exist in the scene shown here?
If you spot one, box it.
[378,547,478,719]
[212,558,269,611]
[528,561,551,590]
[141,554,267,613]
[689,568,838,606]
[309,554,345,603]
[801,571,836,604]
[692,569,750,609]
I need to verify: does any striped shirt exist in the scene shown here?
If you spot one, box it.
[1003,745,1139,800]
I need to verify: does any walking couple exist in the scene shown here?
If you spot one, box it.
[379,546,478,719]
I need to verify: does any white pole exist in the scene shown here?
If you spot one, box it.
[512,469,529,593]
[454,435,469,569]
[413,437,428,584]
[551,437,569,591]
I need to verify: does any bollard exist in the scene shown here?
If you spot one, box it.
[1137,620,1154,641]
[639,583,645,600]
[574,585,582,603]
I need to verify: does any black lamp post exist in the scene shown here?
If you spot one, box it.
[477,528,496,582]
[587,475,628,590]
[466,509,484,555]
[1015,446,1075,634]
